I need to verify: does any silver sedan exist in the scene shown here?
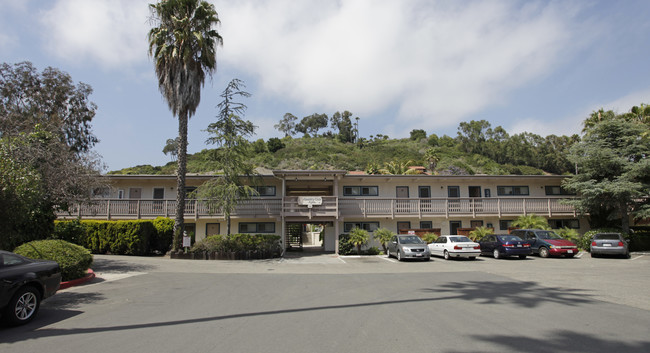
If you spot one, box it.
[590,233,630,258]
[387,235,430,261]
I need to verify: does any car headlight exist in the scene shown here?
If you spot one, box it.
[402,248,410,252]
[549,245,556,249]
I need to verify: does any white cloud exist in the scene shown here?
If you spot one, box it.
[39,0,149,69]
[217,0,587,132]
[598,89,650,114]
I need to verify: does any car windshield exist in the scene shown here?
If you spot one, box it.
[497,235,522,242]
[400,236,424,244]
[594,233,621,240]
[450,236,472,242]
[537,231,562,240]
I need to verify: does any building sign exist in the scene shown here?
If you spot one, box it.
[298,196,323,208]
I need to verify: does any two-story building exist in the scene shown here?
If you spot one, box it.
[57,170,584,254]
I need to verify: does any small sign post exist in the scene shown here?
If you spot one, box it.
[182,231,191,252]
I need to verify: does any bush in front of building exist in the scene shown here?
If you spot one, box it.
[53,219,173,255]
[338,233,355,255]
[188,233,282,259]
[14,239,93,281]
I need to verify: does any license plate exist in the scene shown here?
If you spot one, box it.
[567,250,573,254]
[603,244,612,247]
[416,254,423,257]
[517,244,522,247]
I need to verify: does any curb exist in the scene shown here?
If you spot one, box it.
[59,269,95,290]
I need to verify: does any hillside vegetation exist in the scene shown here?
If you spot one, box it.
[109,133,559,176]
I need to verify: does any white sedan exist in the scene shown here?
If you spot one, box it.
[428,235,481,260]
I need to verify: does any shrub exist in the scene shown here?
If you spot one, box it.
[469,226,493,242]
[338,233,355,255]
[349,228,370,255]
[365,246,380,255]
[52,219,86,244]
[14,239,93,281]
[190,234,281,256]
[422,232,439,244]
[151,217,174,254]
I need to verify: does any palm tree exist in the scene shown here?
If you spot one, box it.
[424,147,440,172]
[511,214,550,230]
[148,0,222,251]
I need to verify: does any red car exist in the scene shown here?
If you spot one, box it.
[510,229,579,258]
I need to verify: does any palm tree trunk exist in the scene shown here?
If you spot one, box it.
[172,110,189,251]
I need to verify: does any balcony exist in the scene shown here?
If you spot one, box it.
[57,196,577,220]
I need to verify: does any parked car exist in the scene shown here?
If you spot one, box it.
[428,235,481,260]
[590,233,630,258]
[479,234,532,259]
[510,229,578,258]
[387,235,430,261]
[0,250,61,326]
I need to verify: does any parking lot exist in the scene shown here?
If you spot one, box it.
[2,252,649,352]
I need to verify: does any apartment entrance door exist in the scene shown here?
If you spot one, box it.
[396,186,409,214]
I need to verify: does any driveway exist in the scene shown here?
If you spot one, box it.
[1,253,649,353]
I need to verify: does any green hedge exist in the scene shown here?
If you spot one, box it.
[53,217,173,255]
[191,233,282,254]
[14,239,93,281]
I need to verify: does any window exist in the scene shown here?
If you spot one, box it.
[397,222,411,230]
[153,188,165,199]
[484,189,491,198]
[497,186,529,196]
[545,186,575,196]
[254,186,276,196]
[117,190,125,199]
[420,221,433,229]
[549,219,580,229]
[185,186,197,197]
[448,186,460,198]
[418,186,431,198]
[344,222,379,232]
[206,223,220,236]
[470,220,484,228]
[91,187,110,198]
[499,220,513,231]
[343,186,378,196]
[239,222,275,233]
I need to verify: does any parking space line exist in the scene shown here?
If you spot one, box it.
[379,256,397,263]
[631,255,644,261]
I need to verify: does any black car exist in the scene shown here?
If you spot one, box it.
[479,234,532,259]
[0,250,61,326]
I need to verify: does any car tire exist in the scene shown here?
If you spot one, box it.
[469,256,476,260]
[397,251,402,261]
[590,252,597,258]
[624,252,631,259]
[3,286,41,326]
[539,247,550,258]
[519,255,527,259]
[444,250,450,260]
[493,249,500,259]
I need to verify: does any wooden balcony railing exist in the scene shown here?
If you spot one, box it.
[56,197,577,220]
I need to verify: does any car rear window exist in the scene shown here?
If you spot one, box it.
[450,236,472,242]
[594,233,620,240]
[497,235,522,242]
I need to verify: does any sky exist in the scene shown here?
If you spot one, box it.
[1,0,649,172]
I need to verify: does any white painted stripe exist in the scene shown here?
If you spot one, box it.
[379,256,397,263]
[631,255,644,261]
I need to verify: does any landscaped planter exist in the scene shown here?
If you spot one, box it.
[171,250,281,260]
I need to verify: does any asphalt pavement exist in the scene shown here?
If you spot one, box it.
[1,252,649,353]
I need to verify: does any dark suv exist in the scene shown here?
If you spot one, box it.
[510,229,578,258]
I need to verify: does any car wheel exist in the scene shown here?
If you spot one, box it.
[493,249,500,259]
[519,255,527,259]
[397,251,402,261]
[539,247,550,258]
[590,252,598,258]
[624,252,631,259]
[3,286,40,326]
[444,250,450,260]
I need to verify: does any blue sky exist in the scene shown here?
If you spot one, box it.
[1,0,649,171]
